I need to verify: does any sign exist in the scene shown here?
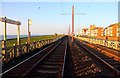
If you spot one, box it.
[0,17,21,25]
[28,19,32,25]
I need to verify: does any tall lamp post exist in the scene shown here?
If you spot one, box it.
[28,19,32,44]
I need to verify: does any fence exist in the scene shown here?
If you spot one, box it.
[1,37,62,63]
[76,36,120,51]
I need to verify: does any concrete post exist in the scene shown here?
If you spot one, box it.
[28,32,31,44]
[17,25,20,45]
[2,40,7,62]
[68,24,70,36]
[13,44,17,57]
[3,17,7,62]
[72,5,74,42]
[16,25,20,56]
[4,17,7,41]
[28,19,31,44]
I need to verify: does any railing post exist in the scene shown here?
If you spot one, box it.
[34,41,36,50]
[19,44,22,55]
[26,42,29,53]
[2,40,8,62]
[42,40,44,46]
[45,40,47,45]
[47,39,50,44]
[36,42,39,48]
[13,44,17,58]
[50,39,52,43]
[41,40,43,46]
[40,40,43,47]
[47,39,49,44]
[39,40,41,48]
[35,42,37,49]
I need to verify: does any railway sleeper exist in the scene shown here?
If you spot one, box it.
[32,70,60,77]
[48,56,63,59]
[40,65,61,69]
[43,61,63,65]
[103,58,118,62]
[46,59,63,62]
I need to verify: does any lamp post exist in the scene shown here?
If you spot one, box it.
[28,19,32,44]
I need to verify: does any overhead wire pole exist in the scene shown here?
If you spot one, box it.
[60,5,86,42]
[72,5,74,42]
[78,17,80,36]
[68,24,70,36]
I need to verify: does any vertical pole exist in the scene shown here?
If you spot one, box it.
[28,19,30,44]
[78,18,79,36]
[4,17,7,41]
[3,17,7,62]
[17,25,20,45]
[68,24,70,36]
[72,5,74,42]
[17,24,20,56]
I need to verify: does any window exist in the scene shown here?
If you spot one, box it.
[117,33,120,37]
[110,30,112,33]
[117,28,120,31]
[101,34,104,36]
[110,34,113,36]
[110,27,113,29]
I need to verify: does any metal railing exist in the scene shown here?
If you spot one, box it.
[76,36,120,51]
[1,37,62,63]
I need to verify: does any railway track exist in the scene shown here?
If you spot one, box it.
[1,36,67,78]
[78,39,120,62]
[75,38,120,77]
[63,37,117,77]
[1,36,120,78]
[28,37,67,78]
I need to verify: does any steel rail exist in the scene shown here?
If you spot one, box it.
[61,39,68,77]
[1,38,63,77]
[22,39,63,77]
[75,39,120,76]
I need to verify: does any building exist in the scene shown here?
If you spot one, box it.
[90,25,96,30]
[104,23,120,41]
[117,23,120,41]
[78,23,120,51]
[89,25,104,39]
[89,25,96,36]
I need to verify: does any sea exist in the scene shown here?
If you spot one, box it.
[0,35,28,40]
[0,35,43,40]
